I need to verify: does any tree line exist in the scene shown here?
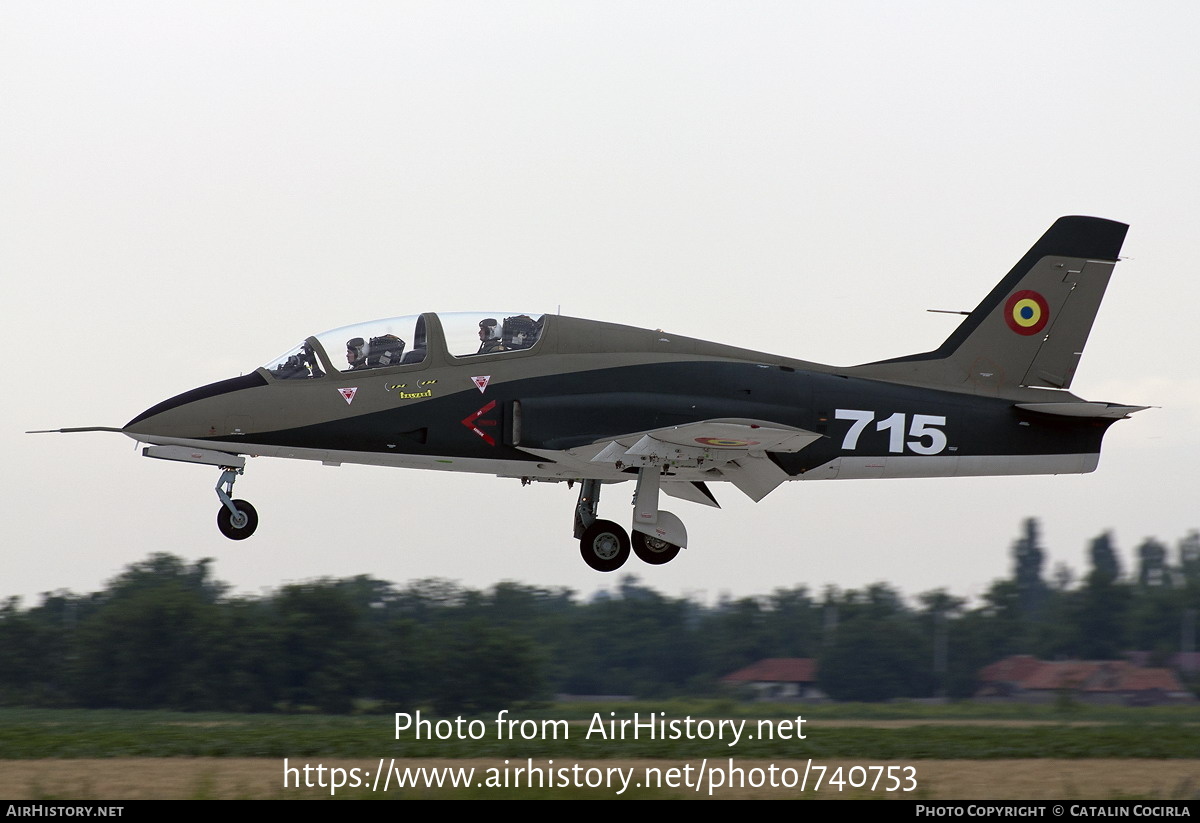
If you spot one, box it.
[2,519,1198,711]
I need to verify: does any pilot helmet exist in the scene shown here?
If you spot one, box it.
[479,318,501,341]
[346,337,366,364]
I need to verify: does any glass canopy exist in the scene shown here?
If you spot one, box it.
[262,313,544,380]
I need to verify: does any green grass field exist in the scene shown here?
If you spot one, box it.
[3,703,1198,799]
[2,701,1198,760]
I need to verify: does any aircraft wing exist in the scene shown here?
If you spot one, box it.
[610,419,822,454]
[518,418,822,504]
[661,480,721,508]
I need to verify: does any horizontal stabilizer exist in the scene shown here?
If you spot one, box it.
[1014,402,1148,419]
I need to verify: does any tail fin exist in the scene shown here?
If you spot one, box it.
[850,216,1128,392]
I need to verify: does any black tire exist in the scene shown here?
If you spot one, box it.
[579,519,630,572]
[217,499,258,540]
[632,531,681,565]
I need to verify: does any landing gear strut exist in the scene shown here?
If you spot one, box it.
[572,475,686,570]
[575,479,630,572]
[629,466,686,562]
[215,467,258,540]
[140,446,259,542]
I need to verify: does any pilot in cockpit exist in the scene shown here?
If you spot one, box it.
[477,318,505,354]
[348,334,406,369]
[346,337,367,370]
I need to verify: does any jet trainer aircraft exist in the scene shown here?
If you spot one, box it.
[40,216,1143,571]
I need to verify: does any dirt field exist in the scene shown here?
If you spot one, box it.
[2,758,1197,800]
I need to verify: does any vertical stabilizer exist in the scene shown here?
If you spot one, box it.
[850,216,1128,392]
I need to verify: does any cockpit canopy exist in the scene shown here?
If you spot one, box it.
[263,312,545,380]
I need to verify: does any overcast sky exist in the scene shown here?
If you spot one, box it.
[4,1,1198,607]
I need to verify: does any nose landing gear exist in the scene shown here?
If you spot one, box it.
[140,445,259,541]
[217,497,258,539]
[215,466,258,540]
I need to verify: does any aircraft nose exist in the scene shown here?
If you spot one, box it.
[124,373,268,440]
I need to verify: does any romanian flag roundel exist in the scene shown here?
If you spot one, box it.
[1004,290,1049,335]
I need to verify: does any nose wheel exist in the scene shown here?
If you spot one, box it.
[215,467,258,540]
[217,498,258,540]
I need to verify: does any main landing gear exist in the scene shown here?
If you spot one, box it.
[579,518,630,572]
[631,531,681,565]
[573,472,686,572]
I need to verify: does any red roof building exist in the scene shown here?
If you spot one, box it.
[977,655,1194,706]
[721,658,824,701]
